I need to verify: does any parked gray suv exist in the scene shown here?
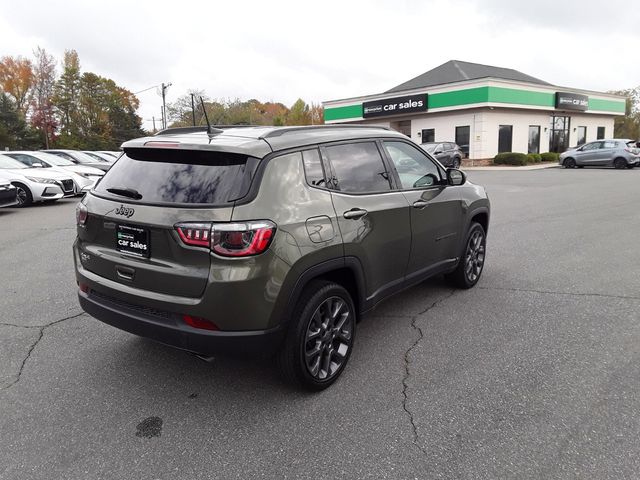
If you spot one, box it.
[559,139,640,169]
[421,141,463,168]
[74,125,490,390]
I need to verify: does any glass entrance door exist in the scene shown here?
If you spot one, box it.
[549,115,571,153]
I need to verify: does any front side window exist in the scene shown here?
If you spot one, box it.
[581,142,601,151]
[323,142,391,193]
[383,141,441,189]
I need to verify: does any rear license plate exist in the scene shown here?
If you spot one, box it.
[116,224,150,258]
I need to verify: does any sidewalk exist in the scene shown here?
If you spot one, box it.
[463,162,560,171]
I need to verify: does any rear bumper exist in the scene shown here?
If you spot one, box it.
[78,289,285,358]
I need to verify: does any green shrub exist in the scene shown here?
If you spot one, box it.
[532,153,542,163]
[526,154,537,164]
[541,152,559,162]
[494,152,529,166]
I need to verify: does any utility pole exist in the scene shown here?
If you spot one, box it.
[152,116,157,133]
[191,94,196,126]
[161,82,172,129]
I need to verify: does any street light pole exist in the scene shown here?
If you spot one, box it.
[191,94,196,126]
[161,82,172,129]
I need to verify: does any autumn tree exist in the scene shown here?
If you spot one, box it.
[53,50,81,143]
[0,56,34,114]
[0,93,39,149]
[30,47,57,148]
[310,103,324,125]
[610,87,640,140]
[286,98,311,125]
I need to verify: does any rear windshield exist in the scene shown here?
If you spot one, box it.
[94,149,260,205]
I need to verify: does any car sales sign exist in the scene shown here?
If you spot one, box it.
[555,92,589,111]
[363,94,428,118]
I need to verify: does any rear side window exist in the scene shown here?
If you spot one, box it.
[323,142,391,193]
[302,149,326,187]
[94,149,260,205]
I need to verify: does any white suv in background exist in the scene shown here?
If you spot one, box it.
[0,154,76,206]
[5,151,104,194]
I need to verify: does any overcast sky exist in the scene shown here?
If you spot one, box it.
[0,0,637,130]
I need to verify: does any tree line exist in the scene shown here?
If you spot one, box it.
[610,87,640,140]
[167,91,324,130]
[0,48,144,150]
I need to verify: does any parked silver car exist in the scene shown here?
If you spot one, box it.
[560,139,640,169]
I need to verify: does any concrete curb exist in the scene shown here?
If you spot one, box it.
[463,163,560,171]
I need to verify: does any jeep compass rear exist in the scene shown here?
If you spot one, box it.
[75,125,490,390]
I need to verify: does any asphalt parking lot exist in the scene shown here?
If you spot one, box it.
[2,167,640,479]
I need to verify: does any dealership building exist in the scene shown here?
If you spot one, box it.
[322,60,626,160]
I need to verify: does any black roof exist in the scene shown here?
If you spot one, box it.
[386,60,552,93]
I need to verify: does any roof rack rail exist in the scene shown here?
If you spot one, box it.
[155,125,260,136]
[260,124,390,138]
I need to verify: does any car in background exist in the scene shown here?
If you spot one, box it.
[560,139,640,169]
[420,142,463,168]
[82,151,117,163]
[0,154,76,206]
[5,151,104,194]
[44,149,111,172]
[0,172,18,208]
[98,151,122,159]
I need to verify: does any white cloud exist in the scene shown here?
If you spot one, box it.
[0,0,637,130]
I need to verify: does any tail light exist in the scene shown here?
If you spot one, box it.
[76,203,88,227]
[174,221,276,257]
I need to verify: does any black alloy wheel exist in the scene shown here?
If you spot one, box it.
[446,222,486,289]
[564,158,576,169]
[14,184,32,207]
[278,281,356,390]
[452,157,461,169]
[614,158,627,169]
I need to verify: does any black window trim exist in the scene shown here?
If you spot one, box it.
[299,147,332,191]
[379,138,448,193]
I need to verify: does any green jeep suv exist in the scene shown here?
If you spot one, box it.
[74,125,490,390]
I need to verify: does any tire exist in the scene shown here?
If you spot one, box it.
[627,164,635,169]
[452,157,461,169]
[445,222,486,289]
[13,183,33,207]
[564,158,576,169]
[278,280,356,391]
[614,158,627,169]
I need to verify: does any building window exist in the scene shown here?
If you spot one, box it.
[549,115,571,153]
[576,126,587,146]
[455,126,470,158]
[421,129,435,143]
[528,126,540,154]
[498,125,513,153]
[597,126,605,139]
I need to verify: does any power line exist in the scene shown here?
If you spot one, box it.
[134,85,160,95]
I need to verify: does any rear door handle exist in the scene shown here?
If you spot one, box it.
[412,200,429,209]
[343,208,368,220]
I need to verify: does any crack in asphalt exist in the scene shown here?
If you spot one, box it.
[0,311,87,392]
[477,285,640,302]
[401,289,456,457]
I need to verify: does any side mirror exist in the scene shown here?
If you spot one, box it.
[32,162,44,168]
[447,168,466,186]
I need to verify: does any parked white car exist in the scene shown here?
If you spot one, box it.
[0,171,18,208]
[0,154,76,206]
[82,151,117,163]
[5,151,104,194]
[44,149,111,172]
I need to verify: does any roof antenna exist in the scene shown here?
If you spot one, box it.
[199,96,212,134]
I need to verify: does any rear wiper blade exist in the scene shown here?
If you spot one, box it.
[106,187,143,200]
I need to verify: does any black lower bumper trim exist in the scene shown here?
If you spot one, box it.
[79,292,284,358]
